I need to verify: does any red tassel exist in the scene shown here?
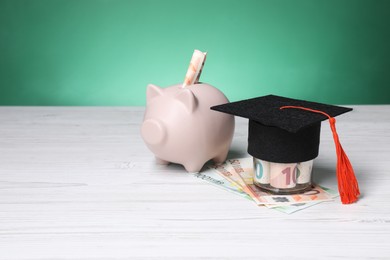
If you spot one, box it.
[328,117,360,204]
[280,106,360,204]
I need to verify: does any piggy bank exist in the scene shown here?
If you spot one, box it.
[141,83,235,172]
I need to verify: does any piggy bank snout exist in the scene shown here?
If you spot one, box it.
[141,119,166,145]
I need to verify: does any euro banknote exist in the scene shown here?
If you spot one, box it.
[209,163,263,205]
[194,167,336,213]
[270,184,339,213]
[192,169,251,200]
[211,161,333,206]
[208,158,337,213]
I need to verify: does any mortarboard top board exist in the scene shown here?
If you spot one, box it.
[211,95,352,163]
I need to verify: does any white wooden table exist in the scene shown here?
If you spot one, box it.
[0,106,389,259]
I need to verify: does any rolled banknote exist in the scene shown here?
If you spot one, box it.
[195,52,207,83]
[253,158,270,184]
[182,49,207,88]
[270,162,298,189]
[296,160,313,184]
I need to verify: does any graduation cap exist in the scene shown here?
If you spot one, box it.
[211,95,360,204]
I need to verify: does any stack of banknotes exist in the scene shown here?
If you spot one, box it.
[192,157,338,214]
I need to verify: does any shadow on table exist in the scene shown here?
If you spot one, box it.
[226,149,249,160]
[313,165,367,200]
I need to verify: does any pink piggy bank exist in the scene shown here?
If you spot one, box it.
[141,83,235,172]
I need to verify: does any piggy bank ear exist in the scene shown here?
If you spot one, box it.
[175,88,197,113]
[146,84,163,102]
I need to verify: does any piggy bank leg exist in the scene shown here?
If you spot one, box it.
[183,161,204,173]
[155,157,169,165]
[213,148,229,165]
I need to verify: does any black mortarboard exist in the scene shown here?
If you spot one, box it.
[211,95,351,163]
[211,94,360,204]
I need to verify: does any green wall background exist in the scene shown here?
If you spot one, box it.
[1,0,389,106]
